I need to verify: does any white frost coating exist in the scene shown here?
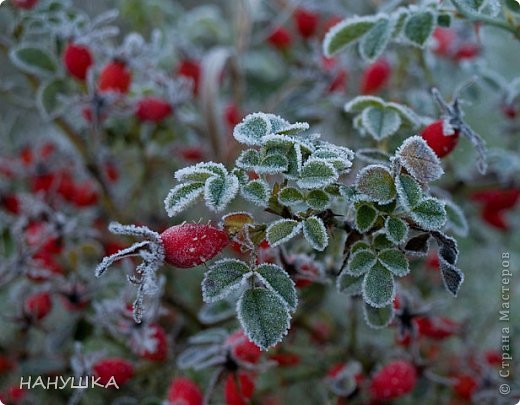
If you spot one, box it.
[303,216,329,252]
[361,106,401,140]
[266,219,303,247]
[387,102,421,127]
[444,199,469,237]
[361,265,396,309]
[240,179,270,207]
[204,174,239,212]
[410,197,447,230]
[201,258,252,303]
[233,112,272,145]
[355,164,396,204]
[164,182,205,217]
[254,264,298,312]
[396,135,444,183]
[108,222,161,241]
[297,158,339,189]
[344,95,385,113]
[174,161,227,182]
[384,216,409,245]
[264,113,310,135]
[362,302,395,329]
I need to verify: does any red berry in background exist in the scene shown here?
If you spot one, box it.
[99,61,132,94]
[177,146,205,162]
[369,360,417,401]
[1,194,21,214]
[225,103,242,128]
[28,251,64,282]
[177,60,201,96]
[480,206,509,230]
[160,223,229,268]
[454,43,480,61]
[140,324,168,362]
[484,350,501,366]
[453,374,478,400]
[71,180,98,207]
[25,222,62,255]
[415,316,460,339]
[294,8,319,39]
[11,0,38,9]
[501,103,517,119]
[92,358,134,387]
[136,97,172,122]
[470,189,520,211]
[224,372,255,405]
[24,292,52,320]
[360,58,391,94]
[421,120,460,158]
[0,386,26,405]
[167,377,203,405]
[432,27,457,57]
[226,330,261,364]
[267,27,292,50]
[0,356,14,375]
[269,353,301,367]
[328,69,347,93]
[63,43,93,81]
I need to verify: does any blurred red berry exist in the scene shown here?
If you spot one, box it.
[453,374,478,400]
[160,223,229,268]
[294,8,319,39]
[178,146,205,162]
[360,59,391,94]
[11,0,38,9]
[432,28,457,57]
[177,60,201,96]
[226,330,261,364]
[267,27,292,50]
[501,103,517,119]
[454,43,480,61]
[71,180,98,207]
[25,291,52,320]
[225,103,242,128]
[471,189,520,211]
[141,324,168,362]
[25,222,62,254]
[167,377,203,405]
[136,97,172,122]
[421,120,460,158]
[0,386,26,405]
[224,372,255,405]
[1,194,20,214]
[269,353,301,367]
[415,317,459,339]
[99,61,132,93]
[369,360,417,401]
[63,43,93,81]
[0,356,14,375]
[29,252,64,282]
[93,358,134,387]
[480,206,509,230]
[484,350,501,366]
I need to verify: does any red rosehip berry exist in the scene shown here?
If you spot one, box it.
[71,180,98,207]
[177,60,201,96]
[167,377,203,405]
[432,27,457,57]
[453,374,478,400]
[135,97,172,122]
[25,292,52,320]
[294,8,319,39]
[360,59,391,95]
[269,353,301,367]
[267,27,292,50]
[225,103,242,128]
[369,360,417,401]
[177,146,205,162]
[454,43,480,61]
[98,61,132,94]
[501,103,517,119]
[420,120,459,158]
[92,358,134,387]
[63,43,93,81]
[160,223,229,268]
[414,317,459,339]
[25,222,63,255]
[480,206,508,230]
[11,0,38,9]
[0,356,14,375]
[484,350,501,366]
[470,189,520,211]
[140,324,168,362]
[28,251,64,282]
[226,330,262,364]
[0,385,26,405]
[224,372,255,405]
[1,194,21,215]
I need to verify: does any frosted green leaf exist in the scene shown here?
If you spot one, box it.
[236,149,261,170]
[9,46,57,76]
[411,198,447,230]
[396,136,444,183]
[37,79,70,119]
[306,189,331,211]
[451,0,488,14]
[265,114,310,135]
[312,146,353,172]
[337,271,363,295]
[164,182,204,217]
[386,103,421,128]
[323,15,381,56]
[286,143,303,178]
[255,264,297,311]
[202,259,250,303]
[256,154,289,174]
[363,302,394,329]
[362,262,395,308]
[344,95,386,112]
[297,159,338,189]
[356,148,392,164]
[175,162,227,183]
[359,18,393,62]
[384,217,408,244]
[378,249,409,276]
[355,204,377,232]
[241,179,270,207]
[237,288,291,350]
[373,233,394,250]
[444,200,469,237]
[266,219,302,247]
[396,173,423,209]
[303,216,328,251]
[356,164,396,203]
[279,187,304,206]
[404,11,435,46]
[346,249,377,276]
[233,112,272,145]
[361,106,402,140]
[351,241,371,253]
[390,8,409,38]
[204,174,239,212]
